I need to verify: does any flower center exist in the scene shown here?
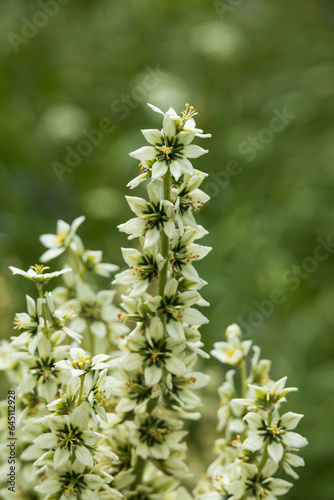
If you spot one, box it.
[158,144,173,160]
[57,425,83,450]
[73,354,91,369]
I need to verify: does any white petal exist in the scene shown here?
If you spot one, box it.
[181,307,208,325]
[71,405,89,430]
[177,131,195,145]
[126,196,149,216]
[147,103,164,115]
[90,321,107,338]
[283,431,308,448]
[178,157,194,175]
[129,146,157,160]
[280,412,304,430]
[163,113,176,139]
[26,295,36,316]
[76,445,93,467]
[164,278,178,298]
[71,215,85,233]
[144,364,162,385]
[53,447,70,469]
[178,291,200,307]
[152,161,168,180]
[34,433,58,449]
[149,317,164,341]
[144,227,160,248]
[243,433,264,452]
[188,371,210,388]
[18,374,36,394]
[170,160,182,180]
[118,217,146,236]
[40,246,65,263]
[81,430,103,446]
[244,412,263,429]
[70,347,86,361]
[166,319,185,340]
[35,479,61,494]
[165,357,185,375]
[92,354,110,364]
[9,266,28,277]
[141,128,163,145]
[122,353,143,371]
[183,145,208,158]
[269,478,293,495]
[268,440,284,462]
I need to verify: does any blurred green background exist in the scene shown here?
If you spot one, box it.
[1,0,334,498]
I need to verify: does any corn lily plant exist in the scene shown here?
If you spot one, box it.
[194,324,308,500]
[0,103,307,500]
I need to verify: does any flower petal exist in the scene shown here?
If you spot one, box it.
[34,433,58,449]
[53,447,70,469]
[268,440,284,462]
[141,128,163,145]
[129,146,157,161]
[76,445,93,467]
[152,161,168,180]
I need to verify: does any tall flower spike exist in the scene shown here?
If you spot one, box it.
[112,103,211,497]
[194,324,308,500]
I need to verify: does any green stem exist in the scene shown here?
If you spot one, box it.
[69,247,85,279]
[158,171,171,297]
[257,410,272,476]
[133,172,171,489]
[133,456,146,488]
[240,359,248,398]
[77,375,85,406]
[37,284,49,335]
[88,326,95,356]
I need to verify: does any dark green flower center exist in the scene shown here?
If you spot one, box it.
[32,357,59,384]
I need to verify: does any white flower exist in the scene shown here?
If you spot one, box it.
[34,460,121,499]
[129,103,210,182]
[40,215,85,262]
[118,183,177,248]
[171,170,210,230]
[113,244,164,297]
[243,411,308,463]
[165,370,210,415]
[16,336,69,402]
[132,411,184,461]
[211,332,252,366]
[226,461,293,500]
[34,403,104,469]
[9,265,72,282]
[85,369,113,423]
[147,102,211,138]
[159,278,209,340]
[82,249,119,277]
[121,317,186,386]
[170,228,211,282]
[110,369,160,414]
[55,347,110,378]
[234,376,298,410]
[62,284,119,343]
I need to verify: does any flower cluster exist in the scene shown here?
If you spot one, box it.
[33,365,121,500]
[108,103,211,497]
[194,324,308,500]
[40,216,128,355]
[0,220,122,499]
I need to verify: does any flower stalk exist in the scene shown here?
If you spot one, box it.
[112,102,212,497]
